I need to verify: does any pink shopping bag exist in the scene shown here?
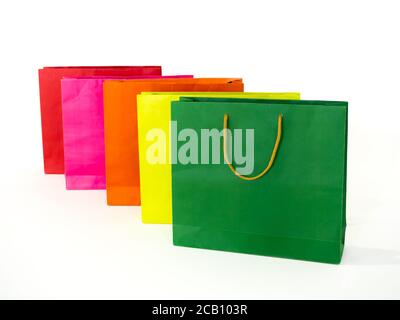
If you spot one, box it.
[61,75,192,190]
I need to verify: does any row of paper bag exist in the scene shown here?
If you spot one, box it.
[38,66,348,264]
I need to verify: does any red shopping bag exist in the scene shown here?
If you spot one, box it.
[38,66,162,174]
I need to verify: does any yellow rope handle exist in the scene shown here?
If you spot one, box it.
[223,113,283,181]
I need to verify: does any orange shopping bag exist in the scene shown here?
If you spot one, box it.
[103,78,244,205]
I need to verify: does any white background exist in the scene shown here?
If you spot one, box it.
[0,0,399,299]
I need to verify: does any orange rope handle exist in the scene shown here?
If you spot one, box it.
[223,113,283,181]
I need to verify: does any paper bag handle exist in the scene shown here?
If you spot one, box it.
[223,114,282,181]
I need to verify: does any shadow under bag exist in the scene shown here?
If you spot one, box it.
[171,97,348,264]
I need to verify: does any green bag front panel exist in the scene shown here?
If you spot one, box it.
[171,99,347,264]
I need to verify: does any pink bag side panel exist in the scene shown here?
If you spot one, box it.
[62,79,106,190]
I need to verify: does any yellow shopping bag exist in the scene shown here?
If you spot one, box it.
[137,92,300,224]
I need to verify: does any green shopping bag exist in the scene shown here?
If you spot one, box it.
[171,97,348,264]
